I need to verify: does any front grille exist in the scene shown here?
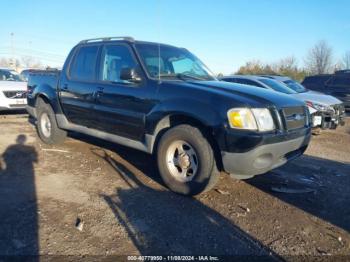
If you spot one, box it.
[281,106,307,130]
[3,91,27,99]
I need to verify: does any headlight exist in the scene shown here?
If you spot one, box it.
[306,101,330,112]
[227,108,275,131]
[227,108,257,130]
[251,108,275,131]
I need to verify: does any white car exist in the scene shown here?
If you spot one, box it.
[0,68,27,111]
[262,75,345,129]
[220,75,345,129]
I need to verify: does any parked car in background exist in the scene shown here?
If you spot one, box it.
[301,74,331,91]
[26,36,311,195]
[0,68,27,111]
[302,70,350,111]
[220,75,345,129]
[261,75,345,129]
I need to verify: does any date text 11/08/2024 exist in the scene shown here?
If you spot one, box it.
[127,255,219,261]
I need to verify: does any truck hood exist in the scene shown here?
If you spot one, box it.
[182,80,305,108]
[0,81,27,91]
[291,92,342,106]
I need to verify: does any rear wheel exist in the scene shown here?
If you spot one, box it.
[157,124,219,195]
[36,98,67,144]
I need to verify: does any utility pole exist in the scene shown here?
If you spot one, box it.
[10,32,15,70]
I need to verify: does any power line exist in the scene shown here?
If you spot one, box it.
[15,32,77,46]
[0,46,66,59]
[0,52,64,64]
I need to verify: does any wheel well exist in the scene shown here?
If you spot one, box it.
[35,94,50,107]
[152,114,223,171]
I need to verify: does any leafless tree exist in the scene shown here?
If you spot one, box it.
[305,40,333,74]
[236,60,276,75]
[21,56,43,69]
[0,57,20,69]
[274,56,298,72]
[0,58,11,67]
[342,51,350,69]
[0,56,44,71]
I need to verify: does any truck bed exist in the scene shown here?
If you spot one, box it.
[27,70,61,92]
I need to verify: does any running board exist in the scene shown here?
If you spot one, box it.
[55,114,154,154]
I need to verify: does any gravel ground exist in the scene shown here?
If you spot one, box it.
[0,113,349,261]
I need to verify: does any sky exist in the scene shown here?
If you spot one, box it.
[0,0,349,74]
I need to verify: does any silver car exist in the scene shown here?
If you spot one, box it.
[220,75,345,129]
[0,68,28,111]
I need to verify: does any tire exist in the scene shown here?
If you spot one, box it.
[312,128,322,136]
[157,124,219,196]
[36,98,67,145]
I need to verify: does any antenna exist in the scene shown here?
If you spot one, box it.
[158,43,161,83]
[157,0,161,84]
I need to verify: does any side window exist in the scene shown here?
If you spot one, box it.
[238,79,255,86]
[240,79,251,85]
[70,45,99,81]
[100,44,137,83]
[222,78,234,82]
[331,77,350,87]
[246,80,264,88]
[235,78,245,84]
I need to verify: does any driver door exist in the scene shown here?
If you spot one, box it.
[91,43,156,141]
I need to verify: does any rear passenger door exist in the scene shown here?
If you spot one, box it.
[59,45,100,127]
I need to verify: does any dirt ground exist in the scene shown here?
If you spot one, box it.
[0,112,349,261]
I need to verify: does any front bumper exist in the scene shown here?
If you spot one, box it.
[311,104,346,129]
[0,98,27,111]
[221,132,311,178]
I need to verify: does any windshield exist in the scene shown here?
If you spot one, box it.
[259,78,297,94]
[135,43,216,81]
[283,80,308,93]
[0,70,25,82]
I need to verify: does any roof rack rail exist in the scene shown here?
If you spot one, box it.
[79,36,135,44]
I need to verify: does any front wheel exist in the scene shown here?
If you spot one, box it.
[157,125,219,196]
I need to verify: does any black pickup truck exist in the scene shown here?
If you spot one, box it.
[26,37,311,195]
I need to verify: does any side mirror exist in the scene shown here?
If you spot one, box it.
[120,68,142,83]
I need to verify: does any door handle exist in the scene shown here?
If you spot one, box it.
[62,84,69,90]
[95,90,103,98]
